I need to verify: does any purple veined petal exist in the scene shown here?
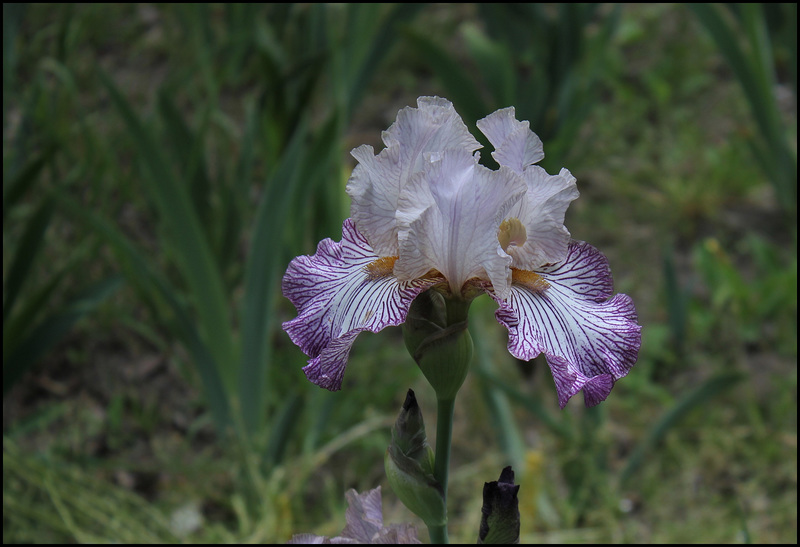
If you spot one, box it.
[282,219,438,390]
[489,240,641,408]
[476,107,544,174]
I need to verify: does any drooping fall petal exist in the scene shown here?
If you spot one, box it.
[491,240,641,407]
[282,219,437,390]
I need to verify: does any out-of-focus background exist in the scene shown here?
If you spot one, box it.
[3,3,796,543]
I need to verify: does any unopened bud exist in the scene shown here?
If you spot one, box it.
[478,466,520,544]
[385,389,446,527]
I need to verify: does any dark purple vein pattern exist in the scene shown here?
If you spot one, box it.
[282,219,437,390]
[491,240,641,408]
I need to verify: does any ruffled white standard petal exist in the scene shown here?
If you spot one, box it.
[347,144,404,257]
[477,107,578,269]
[347,97,481,257]
[394,149,527,299]
[282,219,437,390]
[490,240,641,407]
[504,166,580,270]
[476,106,544,173]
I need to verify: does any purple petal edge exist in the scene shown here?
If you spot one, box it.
[491,240,642,408]
[282,219,435,391]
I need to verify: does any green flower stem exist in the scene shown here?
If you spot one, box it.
[402,292,472,544]
[428,522,449,545]
[429,395,456,544]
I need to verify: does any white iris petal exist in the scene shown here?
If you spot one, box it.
[505,166,579,270]
[346,97,480,257]
[395,149,526,299]
[478,107,579,269]
[477,106,544,173]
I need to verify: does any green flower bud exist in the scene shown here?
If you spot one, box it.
[385,389,446,528]
[402,291,473,401]
[478,466,520,544]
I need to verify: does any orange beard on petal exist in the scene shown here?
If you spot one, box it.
[365,256,444,285]
[511,267,550,294]
[364,256,399,280]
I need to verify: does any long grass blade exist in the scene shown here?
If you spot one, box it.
[3,268,68,361]
[238,118,308,435]
[3,197,55,322]
[471,363,573,441]
[2,146,55,222]
[689,3,796,208]
[461,23,515,107]
[54,190,232,430]
[156,90,214,247]
[99,71,237,384]
[342,3,424,116]
[217,99,258,274]
[471,322,526,471]
[3,275,122,393]
[263,392,303,467]
[689,5,764,131]
[619,371,743,486]
[403,27,488,127]
[299,112,346,245]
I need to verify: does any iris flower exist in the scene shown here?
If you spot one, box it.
[282,97,641,407]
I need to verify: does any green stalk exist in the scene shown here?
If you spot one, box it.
[429,395,456,544]
[402,292,473,543]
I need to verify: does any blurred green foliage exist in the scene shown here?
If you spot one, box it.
[691,3,796,213]
[3,3,796,544]
[405,3,621,170]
